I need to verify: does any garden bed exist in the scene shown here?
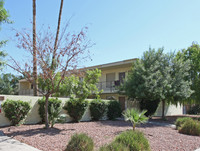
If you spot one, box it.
[1,120,200,151]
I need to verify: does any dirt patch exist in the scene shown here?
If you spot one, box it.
[1,120,200,151]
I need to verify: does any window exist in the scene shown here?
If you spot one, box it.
[106,73,115,88]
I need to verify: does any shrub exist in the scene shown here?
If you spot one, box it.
[99,142,129,151]
[64,98,88,122]
[89,99,107,121]
[65,133,94,151]
[114,130,150,151]
[123,108,148,131]
[175,117,193,129]
[107,100,121,120]
[139,99,160,117]
[38,97,62,123]
[178,119,200,136]
[188,104,200,115]
[49,104,62,127]
[2,99,31,125]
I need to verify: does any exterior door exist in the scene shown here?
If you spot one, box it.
[119,96,126,111]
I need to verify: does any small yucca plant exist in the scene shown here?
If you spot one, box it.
[123,108,148,131]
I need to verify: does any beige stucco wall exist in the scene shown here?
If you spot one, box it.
[0,95,95,127]
[19,82,31,90]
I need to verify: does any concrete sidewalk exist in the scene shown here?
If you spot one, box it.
[0,131,41,151]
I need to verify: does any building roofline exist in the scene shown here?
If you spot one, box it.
[80,58,137,70]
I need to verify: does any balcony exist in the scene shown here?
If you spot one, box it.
[97,80,122,93]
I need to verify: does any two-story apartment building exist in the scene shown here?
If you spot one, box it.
[18,58,184,116]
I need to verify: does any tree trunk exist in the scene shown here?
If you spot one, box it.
[162,100,165,119]
[33,0,38,96]
[51,0,64,69]
[133,123,136,131]
[45,95,49,129]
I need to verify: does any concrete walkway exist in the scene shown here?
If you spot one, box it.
[0,131,41,151]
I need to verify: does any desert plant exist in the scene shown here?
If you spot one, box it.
[114,130,151,151]
[64,98,88,122]
[57,114,67,123]
[89,99,107,121]
[2,99,31,125]
[99,142,129,151]
[49,104,62,127]
[178,119,200,136]
[123,108,148,131]
[38,97,62,123]
[175,117,193,129]
[107,100,121,120]
[65,133,94,151]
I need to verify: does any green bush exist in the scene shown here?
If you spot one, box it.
[64,98,88,122]
[99,142,129,151]
[114,130,150,151]
[38,97,62,123]
[188,104,200,115]
[175,117,193,129]
[89,99,107,121]
[2,99,31,125]
[178,119,200,136]
[107,100,121,120]
[65,133,94,151]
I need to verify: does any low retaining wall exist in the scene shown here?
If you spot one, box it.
[0,95,183,127]
[0,95,95,127]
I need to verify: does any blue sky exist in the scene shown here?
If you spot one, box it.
[2,0,200,74]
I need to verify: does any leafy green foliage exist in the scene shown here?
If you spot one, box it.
[0,0,11,70]
[65,133,94,151]
[0,73,22,94]
[175,117,193,129]
[139,99,160,117]
[123,108,148,130]
[64,98,88,122]
[178,119,200,136]
[89,99,107,121]
[99,142,129,151]
[188,104,200,115]
[177,43,200,103]
[107,100,121,120]
[122,48,193,117]
[38,97,62,123]
[115,130,151,151]
[59,69,102,100]
[2,99,31,125]
[49,104,62,127]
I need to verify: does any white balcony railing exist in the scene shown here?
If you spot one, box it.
[97,80,122,93]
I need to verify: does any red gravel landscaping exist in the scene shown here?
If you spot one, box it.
[1,120,200,151]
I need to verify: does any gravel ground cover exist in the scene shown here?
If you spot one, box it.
[1,120,200,151]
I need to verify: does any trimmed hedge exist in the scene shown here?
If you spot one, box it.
[64,98,88,122]
[2,99,31,125]
[65,133,94,151]
[38,97,62,123]
[89,99,107,121]
[115,130,151,151]
[107,100,122,120]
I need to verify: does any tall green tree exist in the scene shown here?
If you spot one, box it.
[0,0,10,70]
[122,48,193,118]
[177,43,200,103]
[0,73,22,95]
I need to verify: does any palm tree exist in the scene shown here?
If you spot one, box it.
[51,0,64,69]
[32,0,37,96]
[123,108,148,131]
